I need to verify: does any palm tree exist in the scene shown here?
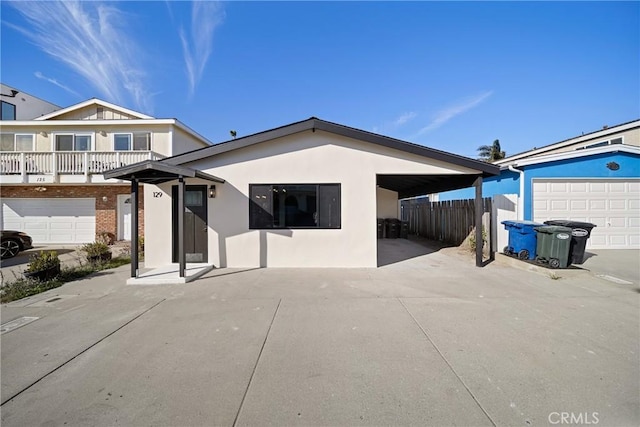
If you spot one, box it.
[477,139,505,162]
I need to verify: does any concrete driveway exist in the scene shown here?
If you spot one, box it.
[1,240,638,426]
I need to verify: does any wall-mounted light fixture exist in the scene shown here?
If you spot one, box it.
[34,186,47,192]
[102,196,108,202]
[39,131,48,137]
[606,162,620,171]
[209,185,217,198]
[99,130,107,137]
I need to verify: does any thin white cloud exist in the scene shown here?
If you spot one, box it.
[179,1,224,96]
[7,1,152,113]
[373,111,418,134]
[34,71,82,97]
[393,111,418,127]
[415,90,493,136]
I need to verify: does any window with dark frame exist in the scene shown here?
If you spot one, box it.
[249,184,341,229]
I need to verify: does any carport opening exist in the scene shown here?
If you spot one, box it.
[376,174,487,267]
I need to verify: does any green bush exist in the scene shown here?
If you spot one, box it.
[469,226,488,251]
[24,251,60,273]
[0,255,131,304]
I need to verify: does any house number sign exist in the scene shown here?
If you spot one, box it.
[153,192,163,198]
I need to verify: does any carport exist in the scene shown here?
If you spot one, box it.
[377,170,496,267]
[104,160,225,281]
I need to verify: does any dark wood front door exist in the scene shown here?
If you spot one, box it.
[172,185,208,263]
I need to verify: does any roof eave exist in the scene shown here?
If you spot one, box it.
[103,159,225,183]
[164,117,499,176]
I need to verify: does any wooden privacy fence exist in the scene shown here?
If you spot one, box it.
[404,198,492,246]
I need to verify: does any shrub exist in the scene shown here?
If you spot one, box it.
[469,226,488,251]
[25,251,60,273]
[80,242,112,264]
[80,242,111,257]
[1,255,132,303]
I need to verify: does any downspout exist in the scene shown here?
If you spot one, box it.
[508,164,525,220]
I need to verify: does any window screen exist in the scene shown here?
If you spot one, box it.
[15,135,34,151]
[133,132,151,150]
[0,134,14,151]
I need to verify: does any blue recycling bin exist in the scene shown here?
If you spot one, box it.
[501,220,544,260]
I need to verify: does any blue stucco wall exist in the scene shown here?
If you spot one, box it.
[438,151,639,219]
[439,170,520,201]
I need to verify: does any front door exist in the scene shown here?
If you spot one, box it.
[117,194,132,241]
[172,185,208,263]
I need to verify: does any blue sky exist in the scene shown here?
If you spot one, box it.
[2,1,638,158]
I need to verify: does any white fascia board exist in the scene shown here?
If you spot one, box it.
[35,98,154,120]
[3,119,177,126]
[495,120,640,165]
[511,144,640,167]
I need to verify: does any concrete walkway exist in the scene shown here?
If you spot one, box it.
[1,240,638,426]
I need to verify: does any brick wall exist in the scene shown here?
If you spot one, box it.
[0,185,144,240]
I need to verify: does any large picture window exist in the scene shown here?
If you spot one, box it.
[249,184,341,229]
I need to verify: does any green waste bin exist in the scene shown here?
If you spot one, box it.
[534,225,572,269]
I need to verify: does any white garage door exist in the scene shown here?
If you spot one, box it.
[1,198,96,244]
[533,179,640,249]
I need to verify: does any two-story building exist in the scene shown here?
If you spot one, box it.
[0,89,211,245]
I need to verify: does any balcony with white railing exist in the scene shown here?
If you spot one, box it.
[0,151,165,184]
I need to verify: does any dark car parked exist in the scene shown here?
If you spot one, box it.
[1,230,33,259]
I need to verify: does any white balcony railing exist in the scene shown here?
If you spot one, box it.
[0,151,164,178]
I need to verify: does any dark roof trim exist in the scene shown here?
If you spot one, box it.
[163,117,499,176]
[103,159,225,184]
[498,118,640,161]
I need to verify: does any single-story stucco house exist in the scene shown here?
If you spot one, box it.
[106,118,499,281]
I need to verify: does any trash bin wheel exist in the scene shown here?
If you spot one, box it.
[517,249,529,260]
[549,258,561,269]
[535,256,543,264]
[503,246,511,255]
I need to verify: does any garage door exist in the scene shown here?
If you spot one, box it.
[1,198,96,244]
[533,179,640,249]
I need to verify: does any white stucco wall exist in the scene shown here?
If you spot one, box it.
[171,127,209,156]
[376,187,399,219]
[143,130,481,268]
